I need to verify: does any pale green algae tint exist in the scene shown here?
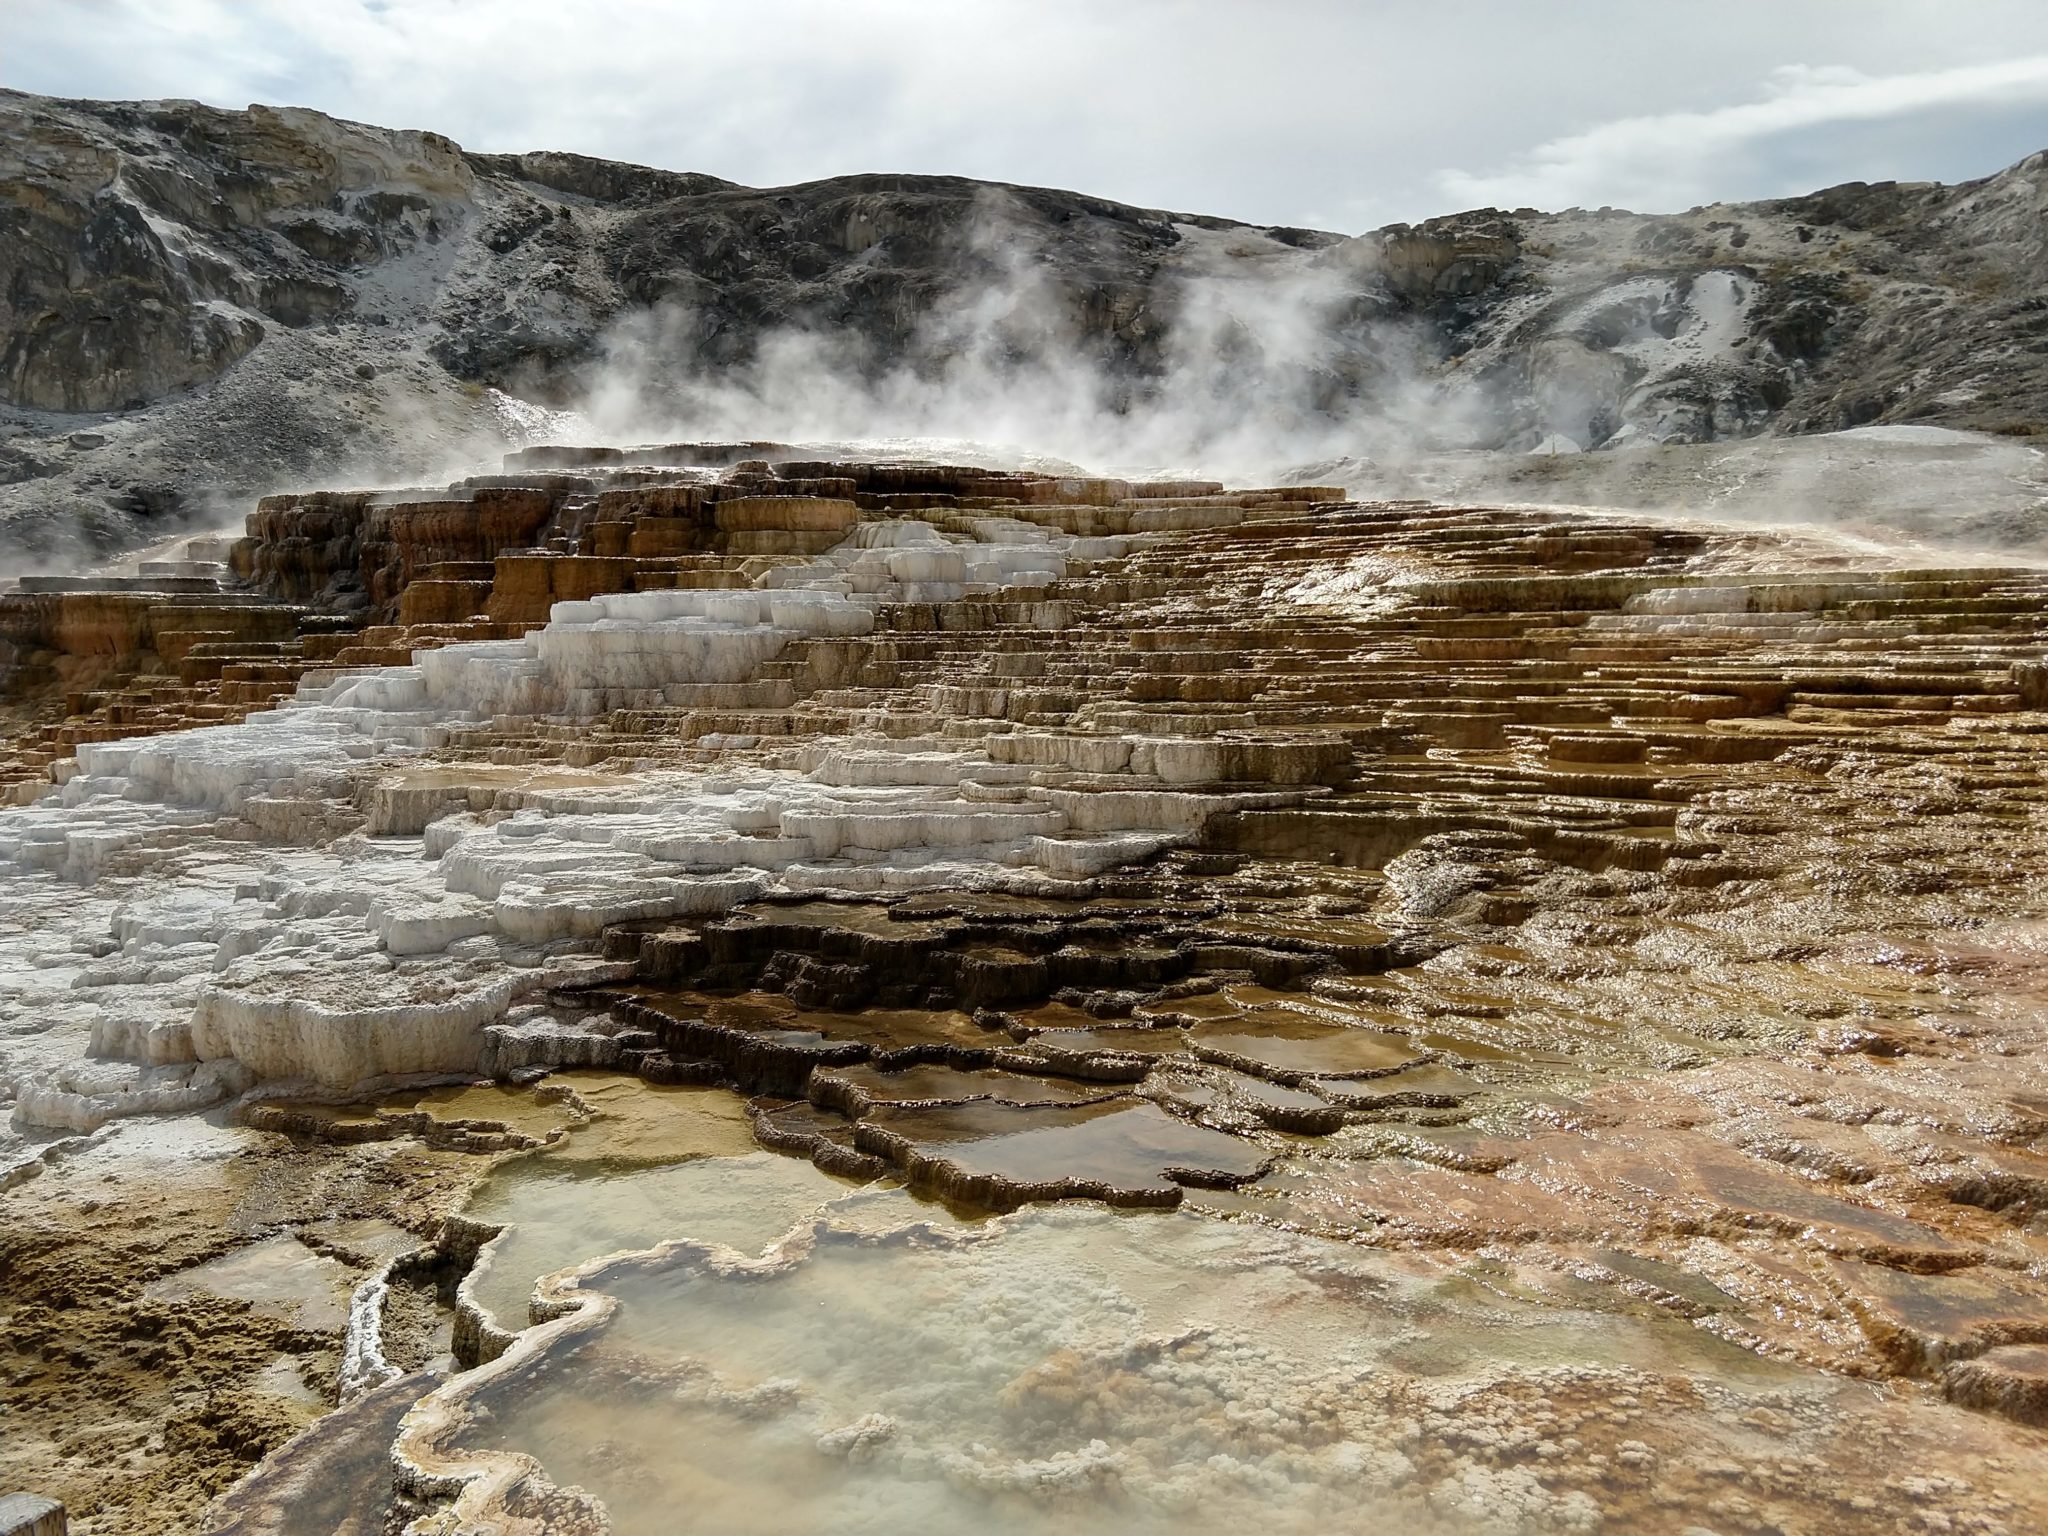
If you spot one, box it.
[427,1085,2027,1535]
[457,1073,851,1332]
[448,1187,1846,1536]
[463,1151,851,1331]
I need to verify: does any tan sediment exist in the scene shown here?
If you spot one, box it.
[8,454,2048,1530]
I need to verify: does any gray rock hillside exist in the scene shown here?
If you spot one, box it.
[3,86,2046,560]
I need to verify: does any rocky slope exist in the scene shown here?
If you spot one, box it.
[4,87,2048,564]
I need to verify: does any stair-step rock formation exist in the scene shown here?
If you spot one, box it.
[6,446,2048,1496]
[0,445,1334,785]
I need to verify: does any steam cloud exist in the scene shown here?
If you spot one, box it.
[554,204,1477,485]
[13,190,2048,584]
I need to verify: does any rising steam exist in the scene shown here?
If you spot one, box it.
[559,197,1478,483]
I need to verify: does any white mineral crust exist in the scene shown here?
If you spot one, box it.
[0,518,1299,1136]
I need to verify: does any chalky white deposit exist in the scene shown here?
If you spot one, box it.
[0,517,1294,1137]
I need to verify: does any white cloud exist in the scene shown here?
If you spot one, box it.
[1438,56,2048,214]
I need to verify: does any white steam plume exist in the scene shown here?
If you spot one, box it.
[562,195,1480,485]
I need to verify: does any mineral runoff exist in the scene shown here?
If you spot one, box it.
[4,445,2048,1533]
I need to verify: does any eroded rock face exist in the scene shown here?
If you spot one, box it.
[7,89,2048,563]
[0,95,469,412]
[8,448,2048,1532]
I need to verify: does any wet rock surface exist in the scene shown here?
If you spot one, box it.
[4,450,2048,1530]
[0,1115,476,1534]
[400,1190,2048,1536]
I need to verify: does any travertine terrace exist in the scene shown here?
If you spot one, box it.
[4,446,2048,1533]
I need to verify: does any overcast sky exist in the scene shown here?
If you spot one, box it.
[10,0,2048,232]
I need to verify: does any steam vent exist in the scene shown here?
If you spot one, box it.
[6,442,2048,1535]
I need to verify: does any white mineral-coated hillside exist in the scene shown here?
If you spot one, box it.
[0,512,1298,1138]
